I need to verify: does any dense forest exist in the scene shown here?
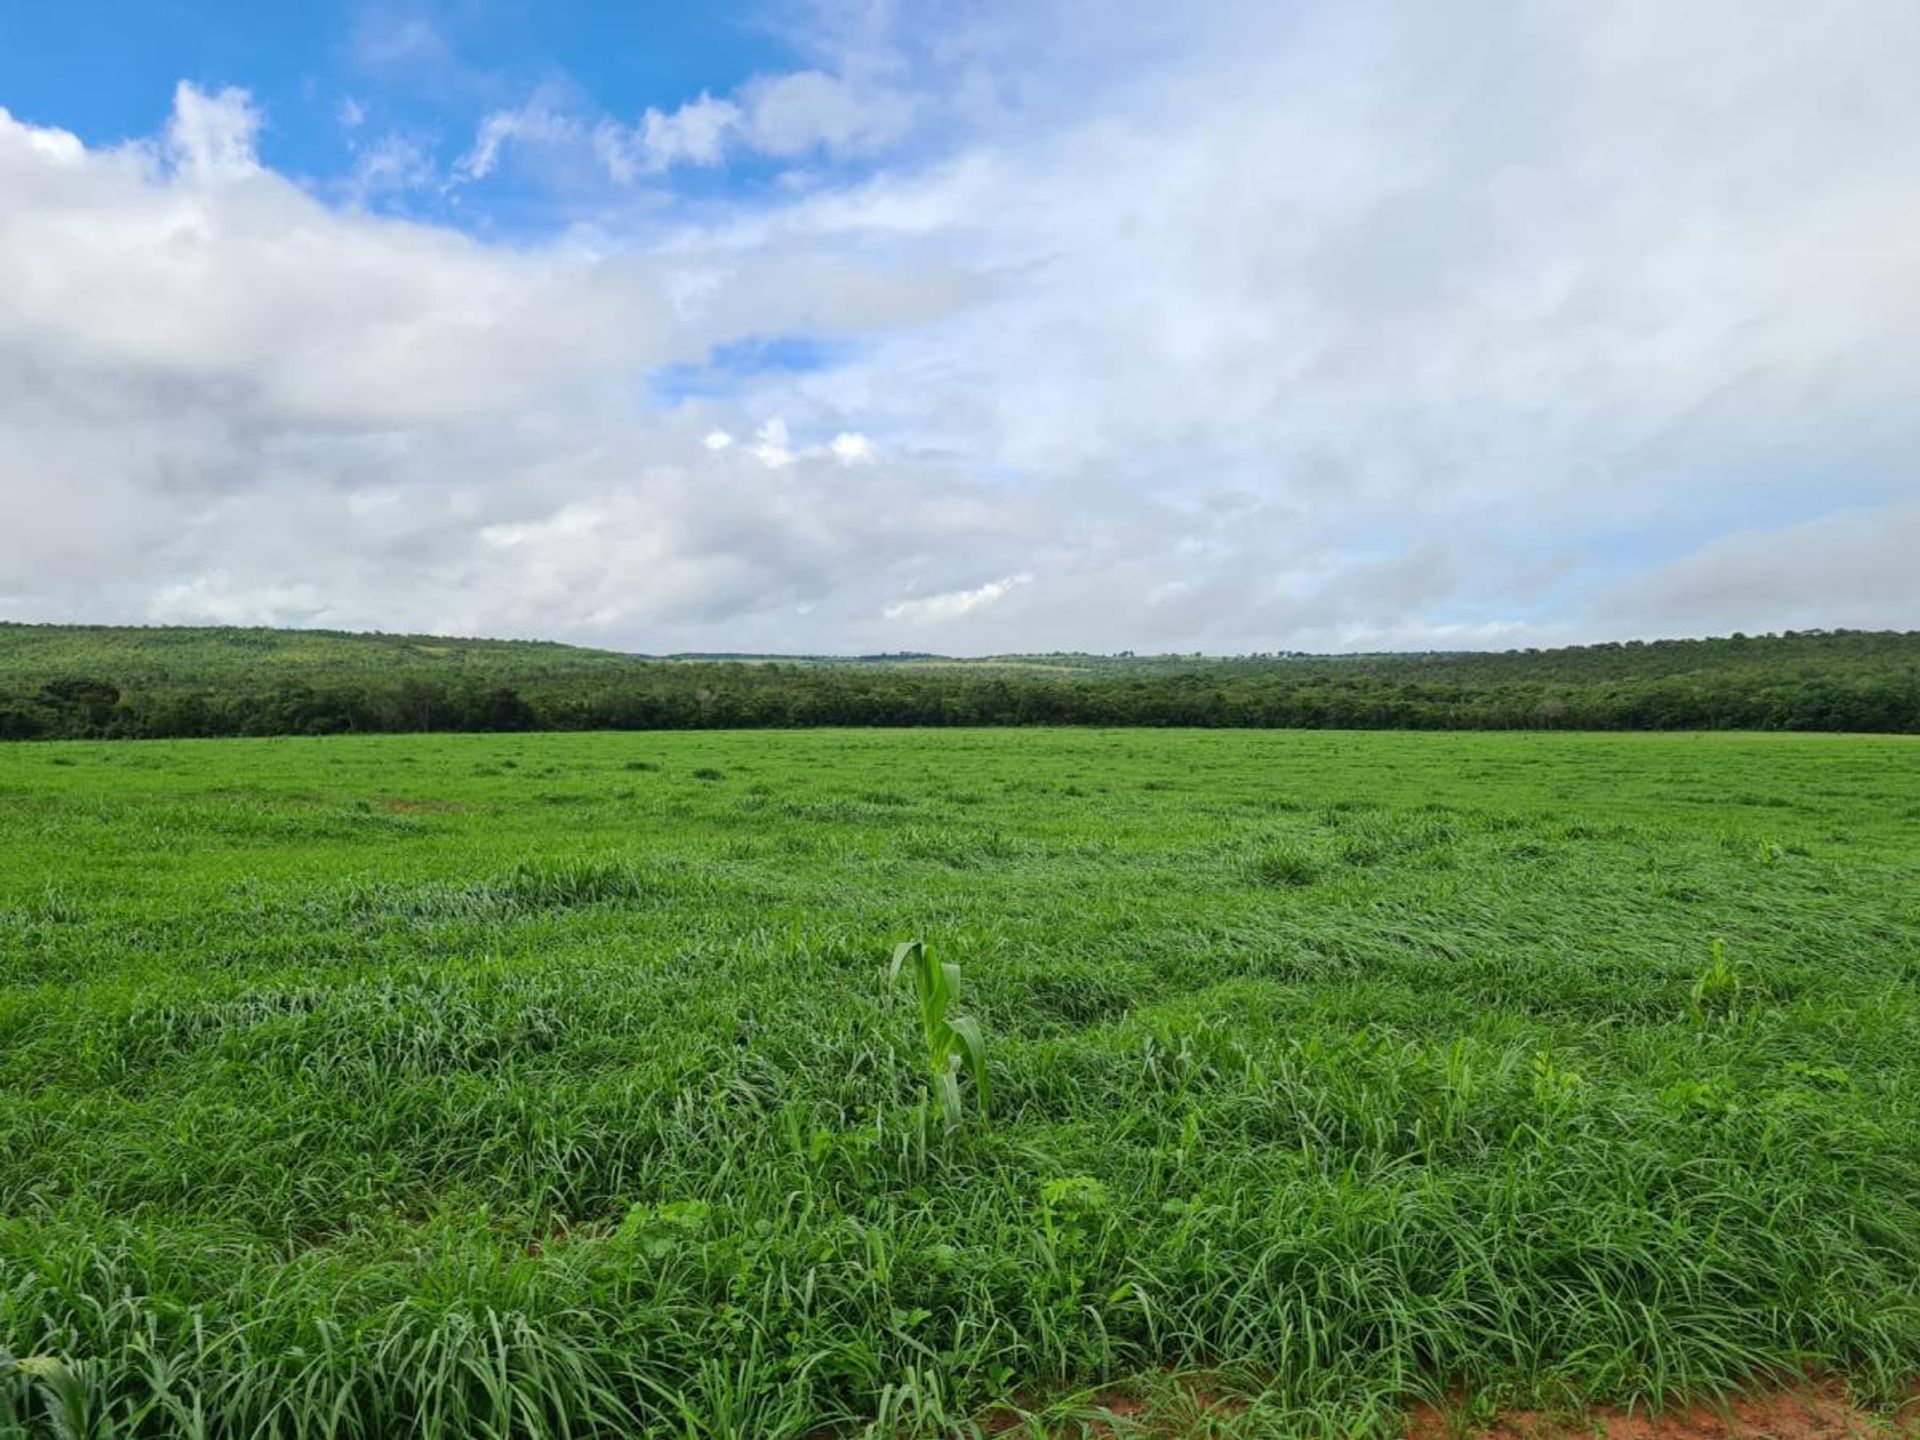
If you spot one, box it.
[2,623,1918,737]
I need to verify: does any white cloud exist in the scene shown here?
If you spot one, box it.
[830,432,875,464]
[598,93,742,180]
[0,82,1022,649]
[591,69,913,179]
[162,82,262,185]
[885,573,1031,622]
[714,0,1920,648]
[150,573,326,626]
[456,97,580,181]
[749,417,796,468]
[0,90,689,429]
[4,2,1920,655]
[345,132,435,200]
[0,107,84,166]
[737,70,913,159]
[473,70,911,185]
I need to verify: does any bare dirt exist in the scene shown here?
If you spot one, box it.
[1403,1382,1917,1439]
[982,1380,1919,1438]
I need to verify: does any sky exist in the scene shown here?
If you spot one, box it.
[1,0,1916,655]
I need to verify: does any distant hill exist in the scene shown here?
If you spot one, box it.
[2,622,1917,737]
[0,623,645,681]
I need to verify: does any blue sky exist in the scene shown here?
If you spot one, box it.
[0,2,863,223]
[0,4,787,164]
[0,0,1916,652]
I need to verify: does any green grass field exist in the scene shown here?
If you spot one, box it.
[4,730,1918,1436]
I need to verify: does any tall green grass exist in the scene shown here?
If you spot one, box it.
[2,729,1918,1436]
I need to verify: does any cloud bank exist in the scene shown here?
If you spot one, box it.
[2,0,1918,653]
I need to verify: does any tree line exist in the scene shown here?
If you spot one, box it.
[2,625,1917,737]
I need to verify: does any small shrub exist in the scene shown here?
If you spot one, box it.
[691,767,725,782]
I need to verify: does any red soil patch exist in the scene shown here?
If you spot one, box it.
[980,1380,1916,1438]
[1404,1382,1914,1439]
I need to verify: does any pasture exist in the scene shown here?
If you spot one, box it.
[2,729,1918,1436]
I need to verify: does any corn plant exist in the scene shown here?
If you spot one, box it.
[889,938,989,1126]
[1690,937,1743,1024]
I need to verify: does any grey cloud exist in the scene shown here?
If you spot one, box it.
[5,3,1920,655]
[1601,507,1920,637]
